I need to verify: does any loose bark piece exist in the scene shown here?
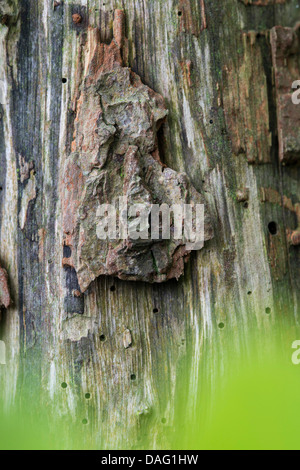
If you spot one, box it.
[271,25,300,165]
[63,10,213,292]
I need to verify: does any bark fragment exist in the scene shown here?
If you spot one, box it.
[270,25,300,165]
[62,10,213,292]
[72,14,82,25]
[261,188,300,247]
[222,32,271,164]
[287,204,300,246]
[0,265,10,309]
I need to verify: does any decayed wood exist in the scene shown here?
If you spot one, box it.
[0,0,299,449]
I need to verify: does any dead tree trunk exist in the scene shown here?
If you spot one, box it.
[0,0,299,449]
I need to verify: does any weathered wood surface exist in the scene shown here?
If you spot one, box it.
[0,0,299,449]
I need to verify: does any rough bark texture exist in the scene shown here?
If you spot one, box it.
[63,16,213,290]
[0,0,299,449]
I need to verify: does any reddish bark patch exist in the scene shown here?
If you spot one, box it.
[113,10,125,49]
[62,258,75,269]
[271,25,300,165]
[72,14,82,25]
[291,230,300,246]
[222,32,271,164]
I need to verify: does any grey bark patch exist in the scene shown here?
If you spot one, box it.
[270,24,300,165]
[64,265,84,315]
[62,315,98,342]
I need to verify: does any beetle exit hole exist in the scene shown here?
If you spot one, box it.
[85,393,91,400]
[130,374,136,381]
[82,419,88,425]
[100,334,106,342]
[153,308,159,314]
[110,285,116,292]
[268,222,277,235]
[62,78,67,84]
[266,307,271,315]
[218,323,225,330]
[61,382,68,389]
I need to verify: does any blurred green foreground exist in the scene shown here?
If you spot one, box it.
[1,325,300,450]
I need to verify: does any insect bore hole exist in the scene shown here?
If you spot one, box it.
[268,222,277,236]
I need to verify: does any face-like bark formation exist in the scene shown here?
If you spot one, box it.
[62,10,213,292]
